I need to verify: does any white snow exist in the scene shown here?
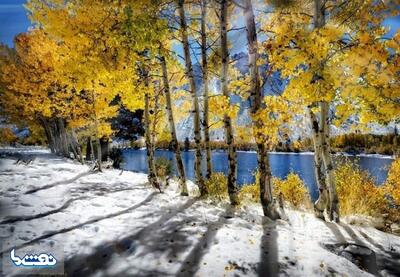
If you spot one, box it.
[1,148,399,276]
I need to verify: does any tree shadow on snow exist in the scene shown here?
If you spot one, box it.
[344,226,400,276]
[257,218,279,277]
[322,221,347,243]
[176,205,233,276]
[25,170,94,194]
[1,192,158,256]
[65,197,198,276]
[323,222,400,276]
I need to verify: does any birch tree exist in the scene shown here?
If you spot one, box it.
[220,0,239,205]
[160,54,189,195]
[177,0,206,195]
[264,0,399,222]
[200,0,213,179]
[242,0,282,218]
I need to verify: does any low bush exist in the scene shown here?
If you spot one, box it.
[205,172,228,200]
[272,173,310,208]
[154,157,173,180]
[335,161,387,218]
[239,183,260,203]
[239,171,309,209]
[383,159,400,222]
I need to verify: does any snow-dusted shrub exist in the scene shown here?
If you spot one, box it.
[154,157,173,179]
[383,159,400,222]
[335,161,387,218]
[238,183,260,203]
[239,171,310,209]
[272,173,310,208]
[205,172,228,200]
[385,158,400,206]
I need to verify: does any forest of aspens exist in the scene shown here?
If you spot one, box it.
[0,0,399,276]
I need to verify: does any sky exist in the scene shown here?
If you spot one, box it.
[0,0,30,47]
[0,1,399,49]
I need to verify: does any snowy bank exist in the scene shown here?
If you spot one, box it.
[0,148,399,276]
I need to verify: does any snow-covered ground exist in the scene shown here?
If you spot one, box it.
[0,148,399,276]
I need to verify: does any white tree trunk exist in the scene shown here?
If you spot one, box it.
[144,91,160,191]
[160,55,189,196]
[244,0,281,219]
[200,0,212,179]
[309,107,328,218]
[308,0,340,222]
[220,0,239,205]
[177,0,206,195]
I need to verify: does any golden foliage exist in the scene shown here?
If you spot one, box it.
[384,159,400,207]
[272,173,310,208]
[0,128,17,145]
[335,161,387,217]
[204,172,228,200]
[238,183,260,203]
[239,171,309,209]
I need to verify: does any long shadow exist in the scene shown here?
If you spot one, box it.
[0,196,89,224]
[322,221,347,243]
[341,224,365,245]
[358,230,400,276]
[25,170,94,194]
[324,223,400,276]
[258,218,279,277]
[0,192,158,255]
[358,230,386,251]
[176,206,231,276]
[70,182,147,196]
[341,224,379,275]
[64,197,197,276]
[3,185,149,224]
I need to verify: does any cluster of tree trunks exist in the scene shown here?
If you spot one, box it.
[40,116,111,172]
[39,117,83,163]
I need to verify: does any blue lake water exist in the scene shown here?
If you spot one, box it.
[121,149,394,200]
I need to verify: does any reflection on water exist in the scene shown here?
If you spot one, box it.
[121,149,393,200]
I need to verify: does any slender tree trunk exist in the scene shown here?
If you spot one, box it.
[71,129,84,164]
[52,119,61,155]
[90,90,102,172]
[150,86,160,148]
[100,138,109,162]
[320,101,339,222]
[68,132,79,160]
[57,118,70,158]
[86,137,92,161]
[201,0,212,179]
[160,55,189,196]
[141,65,160,191]
[244,0,280,218]
[144,91,160,191]
[95,138,102,170]
[40,117,55,153]
[309,107,328,219]
[177,0,206,195]
[220,0,239,205]
[90,137,95,161]
[311,0,340,222]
